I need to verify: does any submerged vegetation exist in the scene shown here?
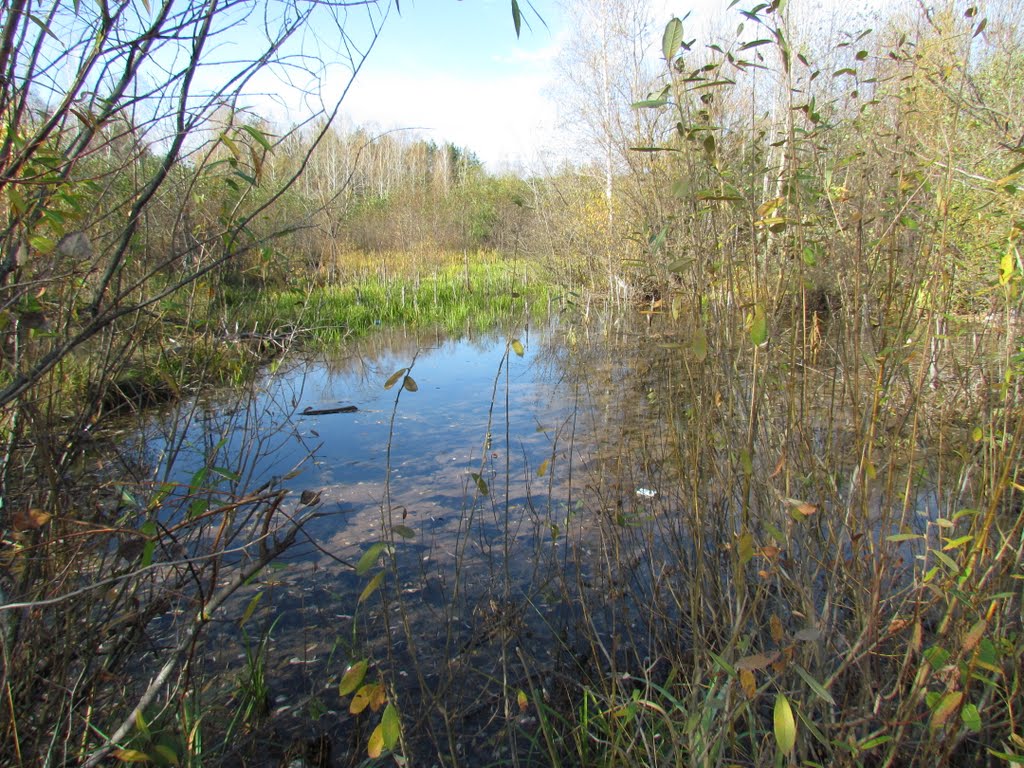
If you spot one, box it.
[2,0,1024,765]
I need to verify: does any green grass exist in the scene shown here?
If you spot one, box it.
[235,254,552,346]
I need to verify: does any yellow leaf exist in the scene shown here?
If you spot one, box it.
[510,339,525,357]
[517,689,529,712]
[739,668,757,698]
[350,683,381,715]
[774,693,797,756]
[999,249,1015,286]
[367,723,385,758]
[113,749,151,763]
[756,197,785,218]
[370,684,387,712]
[383,368,407,390]
[930,691,963,730]
[358,571,385,605]
[770,614,784,644]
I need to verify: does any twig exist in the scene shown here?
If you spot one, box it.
[80,510,316,768]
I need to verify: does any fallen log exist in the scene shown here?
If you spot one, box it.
[301,405,358,416]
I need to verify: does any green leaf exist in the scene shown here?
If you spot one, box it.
[510,339,525,357]
[134,709,150,738]
[339,660,369,697]
[662,17,684,61]
[29,235,55,254]
[218,132,241,160]
[511,0,522,37]
[924,644,951,668]
[381,702,401,749]
[140,521,157,567]
[152,744,180,766]
[537,458,549,478]
[240,124,273,150]
[210,466,241,482]
[691,327,708,362]
[402,375,418,392]
[987,750,1024,764]
[359,571,385,604]
[471,472,489,496]
[188,499,209,520]
[631,99,670,110]
[774,693,797,756]
[932,549,961,574]
[749,305,768,346]
[239,592,262,628]
[392,524,415,540]
[384,368,407,390]
[765,522,786,546]
[737,531,754,565]
[27,13,58,40]
[356,542,385,576]
[794,663,835,705]
[740,448,753,476]
[7,187,26,215]
[886,533,924,542]
[961,702,981,732]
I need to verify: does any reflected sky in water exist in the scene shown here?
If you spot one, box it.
[121,321,577,539]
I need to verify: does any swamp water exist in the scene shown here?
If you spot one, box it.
[107,308,1013,765]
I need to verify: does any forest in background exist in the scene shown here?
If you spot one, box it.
[3,0,1024,764]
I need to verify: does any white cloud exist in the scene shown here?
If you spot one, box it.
[339,68,560,172]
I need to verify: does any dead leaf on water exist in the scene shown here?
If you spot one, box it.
[735,652,778,671]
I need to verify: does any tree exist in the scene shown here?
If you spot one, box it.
[0,1,391,761]
[553,0,662,296]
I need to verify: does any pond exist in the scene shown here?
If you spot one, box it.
[106,305,1013,765]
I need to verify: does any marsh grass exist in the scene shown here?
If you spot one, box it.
[236,252,549,346]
